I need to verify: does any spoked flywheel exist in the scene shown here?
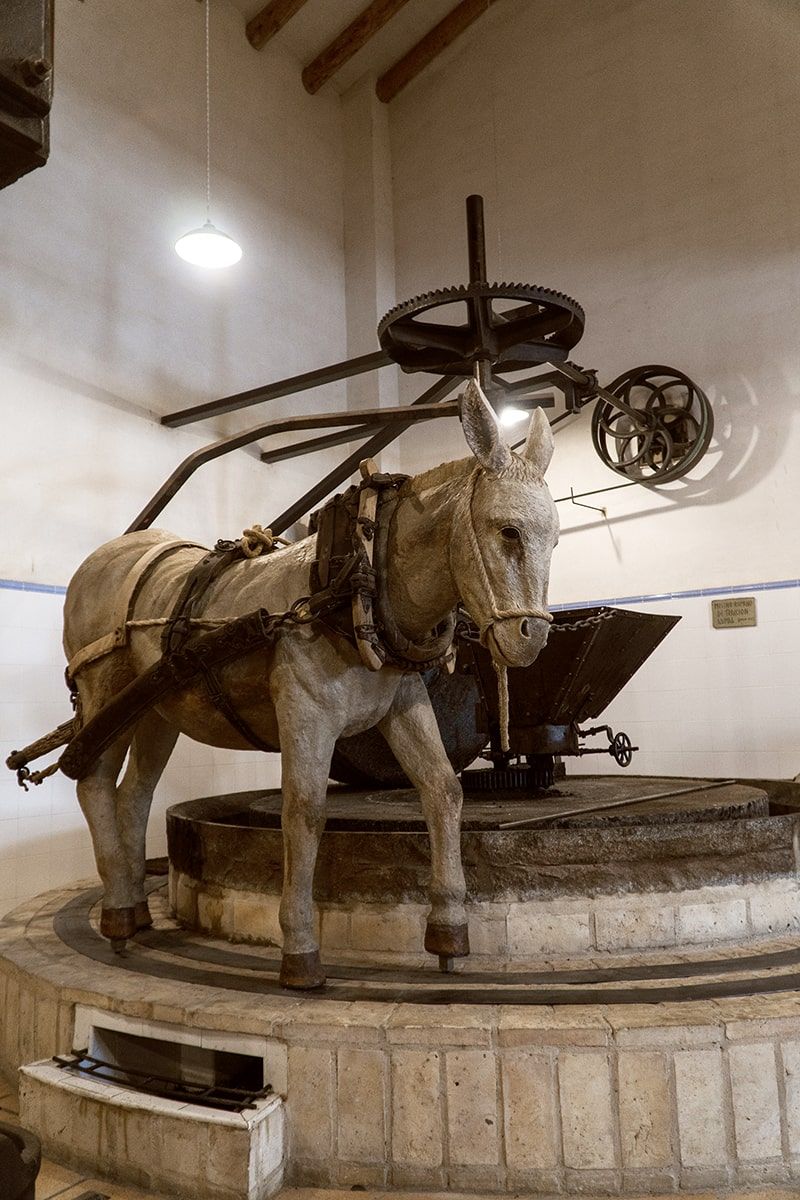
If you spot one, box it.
[378,283,585,376]
[591,365,714,484]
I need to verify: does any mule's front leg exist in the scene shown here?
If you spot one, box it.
[378,674,469,966]
[275,703,335,990]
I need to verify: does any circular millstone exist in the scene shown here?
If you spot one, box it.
[168,778,784,904]
[248,777,768,833]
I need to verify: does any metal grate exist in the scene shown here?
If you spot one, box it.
[53,1049,272,1113]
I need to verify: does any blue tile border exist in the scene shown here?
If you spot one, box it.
[0,578,67,596]
[1,574,799,609]
[551,577,800,612]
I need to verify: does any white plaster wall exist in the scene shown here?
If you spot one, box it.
[0,0,349,913]
[388,0,800,781]
[566,588,800,782]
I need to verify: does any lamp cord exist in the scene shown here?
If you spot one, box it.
[205,0,211,221]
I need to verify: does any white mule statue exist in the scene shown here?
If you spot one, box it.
[62,381,559,988]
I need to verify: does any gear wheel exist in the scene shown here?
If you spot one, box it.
[378,282,585,376]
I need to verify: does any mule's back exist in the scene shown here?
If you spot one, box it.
[62,530,207,662]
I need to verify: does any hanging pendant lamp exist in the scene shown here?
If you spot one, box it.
[175,0,242,269]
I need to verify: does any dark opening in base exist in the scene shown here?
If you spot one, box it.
[55,1026,270,1112]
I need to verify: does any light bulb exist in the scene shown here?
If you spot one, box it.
[175,220,242,268]
[499,406,529,427]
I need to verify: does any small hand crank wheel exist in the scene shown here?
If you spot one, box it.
[591,364,713,484]
[611,731,633,767]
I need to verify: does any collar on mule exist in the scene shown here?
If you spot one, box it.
[308,460,456,673]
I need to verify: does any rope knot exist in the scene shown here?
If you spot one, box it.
[239,524,289,558]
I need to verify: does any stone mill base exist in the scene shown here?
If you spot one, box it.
[4,880,800,1196]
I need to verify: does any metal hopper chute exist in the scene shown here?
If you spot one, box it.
[330,606,680,791]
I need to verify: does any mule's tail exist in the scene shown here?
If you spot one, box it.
[6,717,78,790]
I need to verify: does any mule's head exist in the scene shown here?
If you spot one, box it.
[450,379,559,668]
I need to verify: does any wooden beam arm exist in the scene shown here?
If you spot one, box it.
[302,0,412,94]
[246,0,310,51]
[376,0,499,103]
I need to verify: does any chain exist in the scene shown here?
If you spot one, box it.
[455,606,613,641]
[283,596,316,625]
[549,608,615,633]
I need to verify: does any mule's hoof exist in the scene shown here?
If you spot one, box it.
[134,900,153,931]
[279,951,326,990]
[110,937,128,956]
[425,921,470,958]
[100,906,137,941]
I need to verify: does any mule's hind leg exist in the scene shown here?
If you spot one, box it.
[378,673,469,965]
[115,710,179,931]
[76,734,138,945]
[274,699,336,990]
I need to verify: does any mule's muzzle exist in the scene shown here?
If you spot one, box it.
[485,614,551,667]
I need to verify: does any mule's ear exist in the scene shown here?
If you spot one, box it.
[460,378,513,473]
[522,406,555,477]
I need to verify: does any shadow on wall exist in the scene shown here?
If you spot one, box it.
[561,370,793,537]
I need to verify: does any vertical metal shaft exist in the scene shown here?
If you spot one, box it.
[466,195,495,401]
[466,194,487,284]
[475,360,493,393]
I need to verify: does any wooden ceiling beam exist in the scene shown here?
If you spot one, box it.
[302,0,413,95]
[246,0,311,51]
[376,0,498,103]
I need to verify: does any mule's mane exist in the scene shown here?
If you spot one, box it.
[405,451,541,497]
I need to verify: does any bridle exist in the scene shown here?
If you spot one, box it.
[453,462,554,753]
[454,463,553,644]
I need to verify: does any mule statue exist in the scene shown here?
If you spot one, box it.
[62,382,558,989]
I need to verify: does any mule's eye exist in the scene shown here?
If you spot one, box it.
[500,525,521,542]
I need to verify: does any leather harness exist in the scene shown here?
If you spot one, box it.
[112,469,453,757]
[12,465,459,783]
[159,539,277,752]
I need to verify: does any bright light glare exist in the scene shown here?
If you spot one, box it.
[175,221,242,268]
[499,406,529,427]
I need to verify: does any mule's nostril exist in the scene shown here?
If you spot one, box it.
[520,619,531,638]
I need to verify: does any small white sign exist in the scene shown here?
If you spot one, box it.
[711,596,756,629]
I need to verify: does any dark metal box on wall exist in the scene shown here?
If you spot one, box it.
[0,0,53,190]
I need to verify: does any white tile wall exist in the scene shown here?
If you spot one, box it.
[566,583,800,781]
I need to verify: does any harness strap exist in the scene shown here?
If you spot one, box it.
[161,541,275,751]
[352,460,384,671]
[161,542,242,657]
[60,609,277,780]
[193,662,275,753]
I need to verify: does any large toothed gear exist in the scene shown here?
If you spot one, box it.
[378,282,586,375]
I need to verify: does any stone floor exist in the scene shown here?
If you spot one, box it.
[1,1072,798,1200]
